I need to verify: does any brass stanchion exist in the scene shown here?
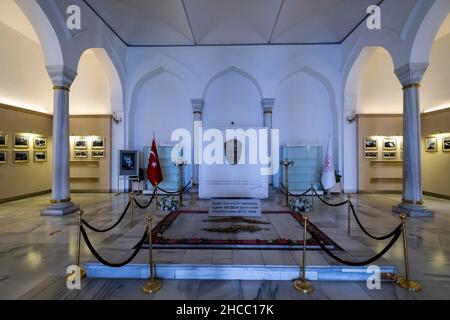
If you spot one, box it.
[68,209,86,281]
[130,193,134,227]
[174,159,186,206]
[281,159,294,207]
[294,215,314,294]
[310,182,314,210]
[154,184,158,210]
[347,193,352,236]
[396,213,421,292]
[142,215,162,293]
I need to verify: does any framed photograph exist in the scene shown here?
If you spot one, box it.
[383,151,397,159]
[34,151,47,162]
[74,138,87,150]
[0,151,6,164]
[33,136,47,149]
[425,137,437,152]
[14,151,29,163]
[400,139,403,151]
[74,151,88,159]
[0,133,7,148]
[443,136,450,152]
[14,135,29,149]
[383,138,397,150]
[364,137,378,150]
[91,137,105,150]
[119,150,139,176]
[364,152,378,159]
[92,150,105,158]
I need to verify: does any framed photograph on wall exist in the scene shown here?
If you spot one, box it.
[383,138,397,150]
[92,150,105,158]
[443,136,450,152]
[74,138,87,150]
[425,137,437,152]
[119,150,139,176]
[383,151,397,159]
[74,151,88,159]
[34,151,47,162]
[364,137,378,150]
[14,151,29,163]
[0,151,6,164]
[0,133,7,148]
[14,135,29,149]
[33,136,47,149]
[91,137,105,150]
[364,152,378,159]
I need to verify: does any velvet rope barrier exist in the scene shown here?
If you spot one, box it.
[309,224,403,266]
[349,202,400,241]
[157,181,191,194]
[80,224,148,268]
[280,183,312,197]
[312,188,349,207]
[81,200,132,233]
[133,188,157,209]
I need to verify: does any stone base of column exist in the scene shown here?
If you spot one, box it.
[41,202,80,216]
[392,202,434,217]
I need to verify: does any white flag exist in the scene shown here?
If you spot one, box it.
[321,134,336,190]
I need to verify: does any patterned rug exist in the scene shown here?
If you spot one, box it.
[139,210,341,251]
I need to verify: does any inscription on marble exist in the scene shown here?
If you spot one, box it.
[209,199,261,217]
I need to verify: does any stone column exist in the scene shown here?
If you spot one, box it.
[262,98,275,186]
[191,99,204,186]
[41,66,80,216]
[392,63,433,217]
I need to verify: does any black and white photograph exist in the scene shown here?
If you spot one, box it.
[443,136,450,152]
[91,137,105,150]
[425,136,437,152]
[119,150,138,176]
[363,137,377,150]
[0,151,6,164]
[13,151,29,163]
[74,138,87,150]
[0,133,7,148]
[33,151,47,162]
[92,150,105,158]
[364,151,378,159]
[383,138,397,150]
[13,134,29,148]
[33,136,47,149]
[74,151,88,159]
[383,151,397,159]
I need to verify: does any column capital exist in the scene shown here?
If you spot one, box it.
[261,98,275,113]
[394,63,429,87]
[191,99,204,113]
[46,65,78,89]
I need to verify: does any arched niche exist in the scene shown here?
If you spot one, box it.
[203,67,263,128]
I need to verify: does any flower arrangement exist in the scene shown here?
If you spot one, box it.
[288,197,312,213]
[158,196,179,211]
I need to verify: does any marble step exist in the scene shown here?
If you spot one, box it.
[85,263,397,282]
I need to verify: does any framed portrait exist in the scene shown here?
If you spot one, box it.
[34,151,47,162]
[425,137,437,152]
[364,137,378,150]
[91,150,105,158]
[383,151,397,159]
[0,133,7,148]
[74,138,87,150]
[443,136,450,152]
[119,150,139,177]
[74,150,88,159]
[33,136,47,149]
[91,137,105,150]
[364,152,378,159]
[383,138,397,150]
[14,134,29,149]
[0,151,6,164]
[14,151,29,163]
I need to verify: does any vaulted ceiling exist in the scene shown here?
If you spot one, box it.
[83,0,384,46]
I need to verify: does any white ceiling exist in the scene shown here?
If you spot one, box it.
[83,0,382,46]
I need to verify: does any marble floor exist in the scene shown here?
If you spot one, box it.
[0,192,449,300]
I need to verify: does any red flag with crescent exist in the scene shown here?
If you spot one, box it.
[147,139,163,186]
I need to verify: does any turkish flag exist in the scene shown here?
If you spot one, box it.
[146,139,163,186]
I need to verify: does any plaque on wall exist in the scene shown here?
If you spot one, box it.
[119,150,139,176]
[209,199,262,217]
